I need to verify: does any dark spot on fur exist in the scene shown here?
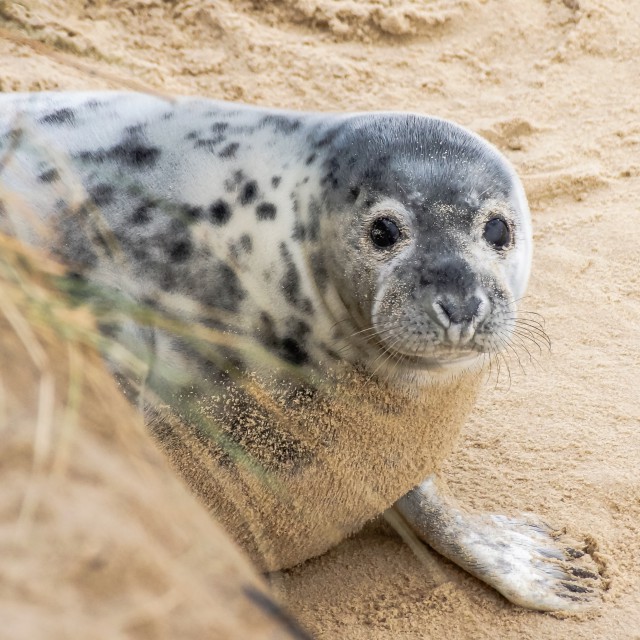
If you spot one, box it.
[89,183,115,207]
[125,124,145,136]
[349,185,360,201]
[195,135,225,152]
[271,175,281,188]
[219,142,239,159]
[281,338,309,365]
[290,193,299,214]
[240,234,253,253]
[53,203,99,268]
[182,204,203,220]
[312,127,340,149]
[292,222,306,241]
[209,199,232,225]
[280,243,300,304]
[161,218,192,265]
[256,202,276,221]
[185,131,198,140]
[38,168,60,183]
[280,318,311,365]
[305,153,317,165]
[168,238,193,262]
[211,122,229,134]
[131,199,157,225]
[310,251,328,291]
[0,128,22,148]
[78,140,161,169]
[162,111,174,121]
[77,151,95,163]
[111,140,161,168]
[321,156,340,191]
[307,197,322,242]
[212,263,246,312]
[243,586,312,639]
[260,115,302,134]
[240,180,258,206]
[85,99,103,110]
[40,108,76,126]
[258,313,311,367]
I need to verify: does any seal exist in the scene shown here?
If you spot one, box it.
[0,91,602,611]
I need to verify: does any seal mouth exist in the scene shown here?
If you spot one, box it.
[361,330,485,373]
[388,351,483,371]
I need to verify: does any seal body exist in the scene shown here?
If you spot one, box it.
[0,92,531,569]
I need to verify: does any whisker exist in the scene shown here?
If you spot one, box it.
[500,336,526,376]
[504,318,551,348]
[494,346,503,389]
[503,312,547,328]
[513,324,551,348]
[498,348,512,391]
[516,310,547,323]
[366,333,406,383]
[510,327,548,354]
[501,330,542,367]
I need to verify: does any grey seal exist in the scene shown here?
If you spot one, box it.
[0,91,602,611]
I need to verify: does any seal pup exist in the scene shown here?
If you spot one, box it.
[0,91,602,611]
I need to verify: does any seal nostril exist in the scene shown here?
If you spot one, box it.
[467,296,481,320]
[438,296,481,326]
[433,301,451,329]
[438,301,455,323]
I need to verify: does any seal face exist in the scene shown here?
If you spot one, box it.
[314,114,532,384]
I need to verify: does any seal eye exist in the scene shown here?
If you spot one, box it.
[370,217,401,248]
[483,217,511,249]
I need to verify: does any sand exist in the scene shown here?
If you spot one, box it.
[0,0,639,638]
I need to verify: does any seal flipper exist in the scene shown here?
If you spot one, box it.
[393,474,605,611]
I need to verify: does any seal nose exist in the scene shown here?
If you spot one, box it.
[433,293,487,345]
[437,296,481,326]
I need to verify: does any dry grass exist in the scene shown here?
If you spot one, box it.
[0,228,311,638]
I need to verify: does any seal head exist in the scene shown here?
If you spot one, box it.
[317,114,532,382]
